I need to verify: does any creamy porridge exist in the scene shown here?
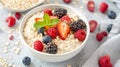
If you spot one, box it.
[23,8,86,54]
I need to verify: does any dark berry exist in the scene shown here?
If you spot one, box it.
[107,24,113,32]
[107,10,116,19]
[37,27,45,36]
[63,0,71,4]
[43,35,52,44]
[15,12,21,19]
[70,19,86,32]
[45,42,58,54]
[22,56,31,66]
[53,8,67,19]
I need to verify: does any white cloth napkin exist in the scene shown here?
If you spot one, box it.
[109,0,120,8]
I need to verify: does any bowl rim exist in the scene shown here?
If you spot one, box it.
[19,4,90,56]
[0,0,45,12]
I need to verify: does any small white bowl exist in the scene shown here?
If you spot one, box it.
[0,0,45,12]
[19,4,90,62]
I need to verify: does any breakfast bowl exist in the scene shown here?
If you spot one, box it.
[19,4,90,62]
[0,0,45,12]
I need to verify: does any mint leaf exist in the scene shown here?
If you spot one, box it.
[48,18,59,26]
[44,14,50,24]
[34,21,45,29]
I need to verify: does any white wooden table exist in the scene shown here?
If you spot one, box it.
[0,0,119,67]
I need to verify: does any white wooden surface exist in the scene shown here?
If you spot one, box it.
[0,0,119,67]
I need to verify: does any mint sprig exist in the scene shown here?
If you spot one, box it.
[34,14,59,29]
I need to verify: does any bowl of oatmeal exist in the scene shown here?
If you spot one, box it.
[20,4,90,62]
[0,0,45,12]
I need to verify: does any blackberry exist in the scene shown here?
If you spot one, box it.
[45,42,58,54]
[70,19,86,32]
[53,8,67,19]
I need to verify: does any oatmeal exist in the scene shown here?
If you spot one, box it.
[23,8,87,54]
[1,0,42,10]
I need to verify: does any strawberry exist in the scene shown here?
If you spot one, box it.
[34,40,44,51]
[96,33,104,42]
[87,0,95,12]
[15,12,21,19]
[74,29,86,41]
[89,20,98,32]
[60,15,72,24]
[57,21,70,40]
[50,16,58,19]
[101,31,108,36]
[63,0,71,4]
[44,9,53,16]
[100,2,108,13]
[5,16,16,27]
[35,18,43,22]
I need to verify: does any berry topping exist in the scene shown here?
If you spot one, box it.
[43,35,52,44]
[22,56,31,66]
[37,27,45,36]
[70,19,86,32]
[99,55,112,67]
[87,1,95,12]
[107,24,113,32]
[101,31,108,36]
[57,21,70,40]
[53,8,67,19]
[9,35,14,40]
[74,29,86,41]
[60,15,72,24]
[15,12,21,19]
[107,10,116,19]
[44,8,53,16]
[45,42,58,54]
[34,40,44,51]
[100,2,108,13]
[96,33,104,42]
[47,28,58,39]
[5,16,16,27]
[63,0,71,4]
[35,18,43,22]
[89,20,98,32]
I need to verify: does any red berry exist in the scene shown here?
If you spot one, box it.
[34,40,44,51]
[89,20,98,32]
[96,33,104,41]
[63,0,71,4]
[9,35,14,40]
[99,55,112,67]
[87,1,95,12]
[15,12,21,19]
[44,9,53,16]
[101,31,108,36]
[47,28,58,39]
[74,29,86,41]
[5,16,16,27]
[100,2,108,13]
[60,15,72,24]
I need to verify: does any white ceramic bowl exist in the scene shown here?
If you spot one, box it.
[19,4,90,62]
[0,0,44,12]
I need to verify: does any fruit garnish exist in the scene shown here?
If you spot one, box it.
[5,16,16,27]
[89,20,98,32]
[34,14,59,29]
[107,24,113,32]
[63,0,71,4]
[107,10,116,19]
[44,8,53,16]
[96,33,104,42]
[35,18,43,22]
[87,1,95,12]
[15,12,21,19]
[22,56,31,66]
[46,28,58,39]
[34,40,44,51]
[43,35,52,44]
[9,35,14,40]
[100,2,108,13]
[57,21,70,40]
[60,15,72,24]
[101,31,108,36]
[37,27,45,36]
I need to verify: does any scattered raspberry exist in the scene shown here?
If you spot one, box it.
[44,9,53,16]
[74,29,86,41]
[99,55,112,67]
[5,16,16,27]
[89,20,98,33]
[100,2,108,13]
[87,0,95,12]
[63,0,71,4]
[34,40,44,51]
[46,28,58,39]
[15,12,21,19]
[9,35,14,40]
[96,33,104,42]
[101,31,108,36]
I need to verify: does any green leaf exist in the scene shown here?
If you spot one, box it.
[34,21,46,29]
[48,18,59,26]
[44,14,50,24]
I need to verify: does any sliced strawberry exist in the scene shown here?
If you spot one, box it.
[35,18,43,22]
[60,15,72,24]
[44,8,53,16]
[57,21,70,40]
[89,20,98,32]
[87,0,95,12]
[100,2,108,13]
[50,16,58,19]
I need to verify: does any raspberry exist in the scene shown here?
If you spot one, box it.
[15,12,21,19]
[101,31,108,36]
[100,2,108,13]
[99,55,112,67]
[96,33,104,42]
[74,29,86,41]
[44,9,53,16]
[63,0,71,4]
[5,16,16,27]
[9,35,14,40]
[34,40,44,51]
[46,28,58,39]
